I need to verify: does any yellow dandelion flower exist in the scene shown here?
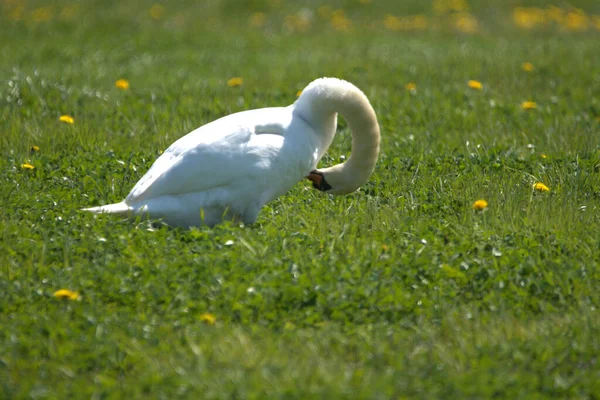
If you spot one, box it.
[453,12,479,33]
[381,244,389,251]
[296,90,303,97]
[472,199,488,210]
[53,289,79,300]
[563,9,589,31]
[522,62,534,72]
[284,321,296,330]
[115,79,130,90]
[227,77,243,87]
[249,12,266,28]
[31,145,40,152]
[521,101,537,110]
[21,162,35,170]
[31,6,53,23]
[318,5,332,19]
[541,153,547,159]
[199,313,216,325]
[468,80,483,90]
[59,115,74,124]
[533,182,550,192]
[149,4,165,20]
[330,9,351,31]
[405,82,417,91]
[593,16,600,31]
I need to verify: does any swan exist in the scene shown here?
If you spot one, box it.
[83,77,380,227]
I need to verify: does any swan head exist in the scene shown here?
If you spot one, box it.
[306,162,373,195]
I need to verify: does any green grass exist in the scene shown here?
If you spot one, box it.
[2,0,600,398]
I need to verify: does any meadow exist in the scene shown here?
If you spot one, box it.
[1,0,600,398]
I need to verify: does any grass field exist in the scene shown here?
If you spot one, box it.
[2,0,600,398]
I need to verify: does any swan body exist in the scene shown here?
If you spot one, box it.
[84,77,380,227]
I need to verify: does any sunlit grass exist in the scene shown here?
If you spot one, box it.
[1,0,600,398]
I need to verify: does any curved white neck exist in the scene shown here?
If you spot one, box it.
[293,78,380,194]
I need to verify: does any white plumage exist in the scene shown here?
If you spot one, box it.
[84,77,380,227]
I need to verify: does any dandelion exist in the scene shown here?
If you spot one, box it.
[284,321,296,330]
[468,80,483,90]
[149,4,165,20]
[513,7,546,29]
[533,182,550,192]
[541,153,547,159]
[115,79,130,90]
[31,145,40,152]
[249,12,266,28]
[454,12,479,33]
[31,6,53,23]
[405,82,417,92]
[227,77,243,87]
[472,199,488,210]
[521,101,537,110]
[381,244,389,251]
[296,90,303,97]
[330,9,351,31]
[53,289,79,300]
[59,115,74,124]
[59,4,79,20]
[522,62,534,72]
[21,162,35,170]
[199,313,216,325]
[563,9,589,31]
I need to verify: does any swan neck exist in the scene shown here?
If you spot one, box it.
[295,78,380,193]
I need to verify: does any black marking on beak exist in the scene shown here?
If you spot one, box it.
[306,170,332,192]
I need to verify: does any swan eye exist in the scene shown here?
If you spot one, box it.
[307,171,332,192]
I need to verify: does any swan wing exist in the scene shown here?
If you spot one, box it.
[126,108,292,204]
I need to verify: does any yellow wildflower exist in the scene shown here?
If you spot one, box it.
[21,162,35,170]
[521,101,537,110]
[593,16,600,31]
[468,80,483,90]
[115,79,130,90]
[472,199,488,210]
[405,82,417,91]
[31,6,53,23]
[53,289,80,300]
[249,12,266,28]
[284,321,296,330]
[541,153,547,159]
[563,9,589,31]
[296,90,303,97]
[513,7,546,29]
[59,115,74,124]
[227,77,243,87]
[381,244,389,251]
[31,145,40,152]
[330,9,351,31]
[454,12,479,33]
[522,62,534,72]
[317,5,332,19]
[199,313,216,325]
[533,182,550,192]
[149,4,165,20]
[59,4,79,20]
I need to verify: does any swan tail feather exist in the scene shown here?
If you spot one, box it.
[83,201,131,215]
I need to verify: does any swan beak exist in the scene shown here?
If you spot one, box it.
[306,170,332,192]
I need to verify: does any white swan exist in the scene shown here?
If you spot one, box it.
[83,77,380,227]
